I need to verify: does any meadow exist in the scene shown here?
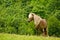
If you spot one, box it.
[0,33,60,40]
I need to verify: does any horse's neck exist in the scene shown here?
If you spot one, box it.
[33,14,42,26]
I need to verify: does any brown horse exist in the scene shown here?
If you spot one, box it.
[28,13,48,36]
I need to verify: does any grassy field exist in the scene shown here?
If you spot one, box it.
[0,33,60,40]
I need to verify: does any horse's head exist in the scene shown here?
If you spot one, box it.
[28,13,34,22]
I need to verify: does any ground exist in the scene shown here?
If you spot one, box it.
[0,33,60,40]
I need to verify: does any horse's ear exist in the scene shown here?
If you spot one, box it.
[32,14,34,16]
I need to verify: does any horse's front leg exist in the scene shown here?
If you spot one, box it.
[35,26,39,35]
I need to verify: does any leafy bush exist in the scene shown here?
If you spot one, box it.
[0,0,60,37]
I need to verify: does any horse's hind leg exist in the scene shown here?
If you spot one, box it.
[42,28,48,36]
[44,28,48,36]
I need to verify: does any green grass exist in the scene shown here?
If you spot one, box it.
[0,33,60,40]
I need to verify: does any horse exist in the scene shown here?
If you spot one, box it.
[28,13,48,36]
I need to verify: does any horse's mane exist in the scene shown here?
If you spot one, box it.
[30,12,36,14]
[31,13,42,19]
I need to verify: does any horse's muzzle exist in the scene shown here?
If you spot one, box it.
[27,19,30,22]
[27,20,30,22]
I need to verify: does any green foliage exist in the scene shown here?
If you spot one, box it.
[0,0,60,37]
[48,16,60,37]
